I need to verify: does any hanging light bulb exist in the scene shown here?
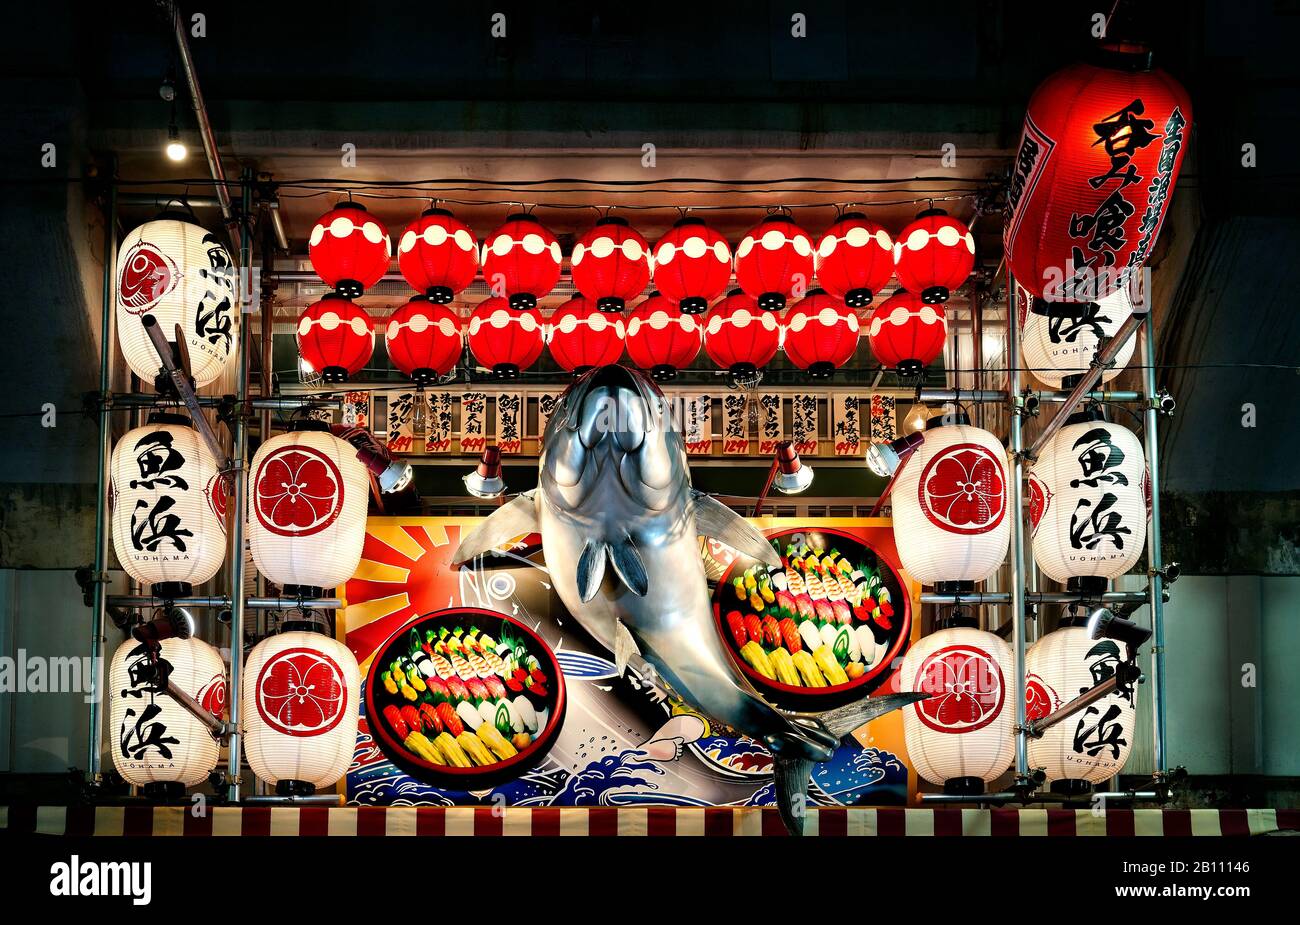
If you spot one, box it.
[904,401,930,432]
[165,123,187,162]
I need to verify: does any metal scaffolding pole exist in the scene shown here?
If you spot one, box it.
[87,169,116,781]
[1142,314,1168,777]
[1006,273,1030,786]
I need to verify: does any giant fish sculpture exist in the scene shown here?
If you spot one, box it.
[454,365,924,834]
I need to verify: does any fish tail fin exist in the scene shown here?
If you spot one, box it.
[772,755,815,837]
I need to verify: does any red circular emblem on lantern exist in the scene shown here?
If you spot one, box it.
[1027,471,1052,537]
[913,643,1007,733]
[570,217,651,313]
[197,672,228,719]
[1024,672,1057,723]
[296,295,375,383]
[385,298,463,385]
[704,290,782,382]
[546,296,625,372]
[466,296,545,378]
[206,470,229,527]
[651,218,732,314]
[625,294,702,381]
[867,290,947,376]
[917,442,1007,535]
[893,209,975,305]
[1004,49,1192,303]
[254,647,348,737]
[254,445,345,538]
[396,208,478,302]
[781,289,860,378]
[307,202,391,298]
[118,241,177,313]
[733,215,815,311]
[481,214,562,310]
[814,212,894,308]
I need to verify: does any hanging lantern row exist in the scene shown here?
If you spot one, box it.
[302,204,976,314]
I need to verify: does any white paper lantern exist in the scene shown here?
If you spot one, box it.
[901,622,1016,792]
[1026,624,1137,792]
[1017,280,1136,389]
[242,629,360,792]
[248,421,368,594]
[892,416,1011,586]
[116,214,239,387]
[1029,413,1147,592]
[108,635,226,791]
[109,413,227,597]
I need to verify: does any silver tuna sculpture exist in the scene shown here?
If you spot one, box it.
[454,365,925,834]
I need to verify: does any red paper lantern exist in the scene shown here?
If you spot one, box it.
[296,294,375,383]
[893,209,975,305]
[867,289,947,376]
[814,212,895,308]
[546,296,626,374]
[733,214,815,311]
[384,297,463,385]
[1004,45,1192,303]
[782,289,861,379]
[625,293,702,382]
[481,214,563,310]
[396,207,478,303]
[651,217,732,315]
[704,290,781,383]
[307,202,391,298]
[570,217,651,313]
[466,296,545,378]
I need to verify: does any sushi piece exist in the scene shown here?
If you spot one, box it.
[759,581,776,604]
[523,680,550,712]
[483,675,508,701]
[429,653,455,680]
[748,592,766,613]
[418,701,444,735]
[476,722,519,761]
[743,614,764,645]
[400,704,424,734]
[451,654,475,681]
[405,731,445,765]
[512,695,539,734]
[769,647,801,687]
[739,641,776,680]
[845,662,866,680]
[793,594,817,622]
[786,570,805,595]
[766,564,789,592]
[761,615,782,648]
[470,653,493,679]
[831,599,853,626]
[457,732,495,767]
[744,570,758,592]
[456,700,484,733]
[790,650,826,687]
[383,704,410,740]
[814,599,836,625]
[725,611,748,650]
[797,620,823,654]
[778,617,802,654]
[511,732,533,751]
[464,677,490,703]
[805,572,826,600]
[836,572,858,602]
[775,590,797,618]
[813,645,851,685]
[435,702,464,738]
[482,650,506,677]
[434,732,472,768]
[733,577,747,600]
[444,676,470,703]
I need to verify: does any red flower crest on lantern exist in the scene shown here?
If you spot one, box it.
[481,214,563,309]
[254,647,348,737]
[570,217,651,313]
[651,218,732,314]
[867,289,947,376]
[546,296,625,373]
[295,295,375,383]
[253,445,345,538]
[307,202,391,298]
[814,212,894,308]
[118,241,178,313]
[917,442,1007,535]
[466,296,545,378]
[781,289,860,379]
[733,214,815,311]
[913,643,1007,733]
[385,298,463,385]
[396,207,478,302]
[625,294,702,382]
[893,209,975,305]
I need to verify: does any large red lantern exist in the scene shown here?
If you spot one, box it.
[481,214,563,309]
[893,208,975,305]
[570,217,651,313]
[296,294,375,383]
[733,214,815,311]
[814,212,895,308]
[625,293,702,382]
[704,290,781,383]
[781,289,860,379]
[867,289,947,376]
[384,297,463,385]
[651,217,732,315]
[307,202,391,298]
[546,296,625,374]
[396,207,478,303]
[467,296,545,378]
[1004,45,1192,303]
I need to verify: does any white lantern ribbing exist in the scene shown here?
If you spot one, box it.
[901,620,1015,793]
[1026,623,1137,793]
[108,635,226,793]
[248,421,368,595]
[1017,280,1137,389]
[116,213,238,387]
[1028,412,1147,595]
[891,416,1011,588]
[110,413,227,598]
[242,628,360,793]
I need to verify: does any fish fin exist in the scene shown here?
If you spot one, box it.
[613,619,641,678]
[451,491,538,564]
[692,491,783,569]
[800,691,931,741]
[606,537,648,597]
[771,756,814,837]
[576,540,607,603]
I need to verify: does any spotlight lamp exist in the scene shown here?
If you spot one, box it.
[866,431,925,478]
[464,446,506,499]
[772,441,813,495]
[1085,606,1152,650]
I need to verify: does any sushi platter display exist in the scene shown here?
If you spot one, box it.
[363,607,567,788]
[712,527,911,709]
